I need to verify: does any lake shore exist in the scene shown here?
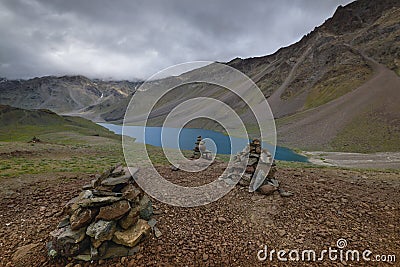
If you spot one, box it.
[304,151,400,170]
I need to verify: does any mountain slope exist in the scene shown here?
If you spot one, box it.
[228,0,399,118]
[0,76,140,121]
[0,105,119,142]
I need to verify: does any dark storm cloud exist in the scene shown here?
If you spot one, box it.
[0,0,353,80]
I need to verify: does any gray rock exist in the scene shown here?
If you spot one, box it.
[247,157,258,166]
[154,226,162,238]
[278,189,294,197]
[110,165,125,177]
[70,208,98,230]
[57,217,70,228]
[86,220,116,243]
[267,178,279,187]
[50,225,86,244]
[101,173,132,186]
[76,196,122,208]
[92,190,123,197]
[139,195,153,220]
[170,165,180,171]
[147,218,157,229]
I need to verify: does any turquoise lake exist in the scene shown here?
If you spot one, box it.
[99,123,308,162]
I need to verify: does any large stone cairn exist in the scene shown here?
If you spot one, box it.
[225,139,279,194]
[48,164,155,261]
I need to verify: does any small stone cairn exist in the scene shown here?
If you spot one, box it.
[48,164,157,261]
[225,139,292,196]
[190,135,203,159]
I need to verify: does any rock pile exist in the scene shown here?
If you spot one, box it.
[224,139,291,196]
[191,135,203,159]
[47,165,156,261]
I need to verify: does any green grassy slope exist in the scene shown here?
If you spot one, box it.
[0,105,119,142]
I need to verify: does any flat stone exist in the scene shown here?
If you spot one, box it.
[113,219,151,247]
[77,196,122,208]
[92,190,123,197]
[119,206,140,230]
[51,225,86,244]
[101,173,132,186]
[154,226,162,238]
[57,217,70,228]
[96,200,131,221]
[258,184,277,196]
[70,208,98,230]
[86,220,117,243]
[110,165,125,177]
[82,184,93,190]
[247,157,258,165]
[74,253,91,261]
[121,184,142,202]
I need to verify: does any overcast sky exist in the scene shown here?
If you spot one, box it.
[0,0,353,80]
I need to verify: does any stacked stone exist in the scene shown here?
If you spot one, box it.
[190,135,203,159]
[225,139,277,191]
[48,164,155,261]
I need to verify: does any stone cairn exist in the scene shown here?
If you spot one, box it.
[47,164,158,261]
[190,135,203,159]
[225,139,292,196]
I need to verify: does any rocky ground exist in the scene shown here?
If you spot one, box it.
[1,161,399,266]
